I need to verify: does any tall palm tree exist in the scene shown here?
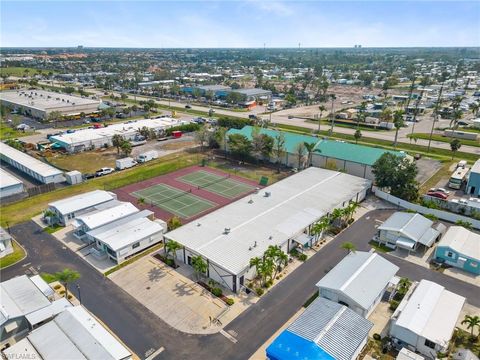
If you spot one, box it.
[340,242,356,254]
[303,142,316,167]
[329,94,336,133]
[46,268,81,299]
[470,102,479,118]
[318,105,326,133]
[393,110,404,148]
[191,256,207,281]
[165,240,182,265]
[356,102,367,129]
[461,315,480,337]
[397,277,412,295]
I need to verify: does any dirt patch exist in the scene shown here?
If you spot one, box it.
[160,140,196,150]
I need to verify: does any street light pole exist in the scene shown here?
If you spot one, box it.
[76,284,82,304]
[428,82,444,153]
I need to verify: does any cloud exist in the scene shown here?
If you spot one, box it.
[245,0,294,16]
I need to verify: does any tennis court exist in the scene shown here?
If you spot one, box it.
[132,184,216,219]
[178,170,256,199]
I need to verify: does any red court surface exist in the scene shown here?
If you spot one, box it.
[113,165,262,223]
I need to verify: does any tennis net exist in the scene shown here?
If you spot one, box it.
[197,174,231,189]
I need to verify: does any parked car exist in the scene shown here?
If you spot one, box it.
[193,117,206,124]
[95,167,115,177]
[426,191,448,200]
[249,114,259,120]
[82,173,95,180]
[185,104,192,109]
[66,129,75,134]
[429,187,450,195]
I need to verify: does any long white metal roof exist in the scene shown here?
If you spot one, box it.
[74,202,139,230]
[378,212,439,246]
[394,280,465,346]
[48,190,116,215]
[0,142,63,178]
[87,211,164,251]
[0,168,23,189]
[165,168,371,274]
[50,117,187,146]
[316,251,399,310]
[0,90,100,111]
[438,226,480,260]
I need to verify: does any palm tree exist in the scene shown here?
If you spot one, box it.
[340,242,356,254]
[191,256,207,281]
[165,240,182,265]
[137,197,145,206]
[311,216,330,241]
[354,129,362,144]
[393,110,404,148]
[331,208,345,227]
[303,142,316,167]
[318,105,326,133]
[167,216,182,231]
[470,102,479,118]
[45,268,81,299]
[356,102,367,129]
[450,139,462,160]
[112,134,124,154]
[461,315,480,337]
[397,277,412,295]
[345,202,359,224]
[329,94,336,133]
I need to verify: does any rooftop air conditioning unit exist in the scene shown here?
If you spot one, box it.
[264,191,271,197]
[224,227,231,234]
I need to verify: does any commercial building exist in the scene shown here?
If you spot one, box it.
[0,275,71,347]
[434,226,480,275]
[47,190,117,226]
[0,142,65,184]
[316,251,399,317]
[85,211,166,264]
[377,212,444,252]
[165,167,371,293]
[0,227,13,258]
[0,168,24,198]
[466,159,480,197]
[50,117,187,153]
[72,201,140,239]
[230,88,272,102]
[2,306,132,360]
[389,280,465,358]
[182,84,231,97]
[226,126,405,180]
[266,297,373,360]
[0,90,101,120]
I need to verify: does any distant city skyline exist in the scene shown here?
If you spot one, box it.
[1,1,479,48]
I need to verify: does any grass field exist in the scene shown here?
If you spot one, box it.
[0,67,56,77]
[0,240,26,269]
[275,123,480,162]
[0,152,201,227]
[49,149,118,173]
[133,183,216,218]
[178,170,255,198]
[409,133,480,148]
[0,123,37,140]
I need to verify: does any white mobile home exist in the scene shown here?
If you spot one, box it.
[316,251,399,317]
[164,168,371,293]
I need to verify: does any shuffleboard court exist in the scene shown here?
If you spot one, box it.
[132,183,216,219]
[178,170,256,199]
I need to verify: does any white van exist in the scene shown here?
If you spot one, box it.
[116,157,138,170]
[137,150,159,163]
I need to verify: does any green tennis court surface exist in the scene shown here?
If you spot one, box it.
[178,170,255,199]
[132,184,216,219]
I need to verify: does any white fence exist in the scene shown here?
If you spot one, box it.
[373,187,480,230]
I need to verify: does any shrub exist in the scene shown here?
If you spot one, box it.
[59,290,65,295]
[165,123,200,136]
[389,300,400,311]
[225,298,235,306]
[54,284,62,290]
[373,333,382,341]
[264,280,273,288]
[298,254,308,261]
[211,287,223,297]
[255,288,264,296]
[67,295,73,300]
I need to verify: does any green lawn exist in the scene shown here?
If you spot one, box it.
[0,123,37,140]
[409,133,480,148]
[0,240,26,269]
[0,152,201,227]
[275,123,480,162]
[305,119,390,132]
[369,240,393,253]
[43,224,63,234]
[0,67,57,77]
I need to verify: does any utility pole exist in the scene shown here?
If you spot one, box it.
[76,284,82,304]
[428,82,444,153]
[410,88,425,141]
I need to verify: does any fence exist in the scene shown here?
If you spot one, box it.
[27,183,56,197]
[373,187,480,230]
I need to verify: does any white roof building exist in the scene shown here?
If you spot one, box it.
[2,306,132,360]
[0,168,24,198]
[390,280,465,357]
[165,167,371,292]
[316,251,399,317]
[0,143,64,184]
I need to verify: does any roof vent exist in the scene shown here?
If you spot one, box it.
[249,246,252,251]
[224,227,231,234]
[248,199,253,204]
[196,222,201,227]
[254,241,257,247]
[269,235,273,240]
[264,191,271,197]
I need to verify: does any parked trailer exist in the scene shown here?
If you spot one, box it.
[137,150,158,163]
[444,130,478,141]
[116,157,138,170]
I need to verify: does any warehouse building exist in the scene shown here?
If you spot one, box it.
[0,142,65,184]
[389,280,465,358]
[0,90,101,120]
[377,212,444,252]
[227,126,405,180]
[46,190,117,226]
[229,88,272,102]
[50,117,187,153]
[164,167,371,293]
[0,275,71,348]
[86,211,166,264]
[316,251,399,317]
[0,168,24,198]
[266,297,373,360]
[2,306,132,360]
[434,226,480,275]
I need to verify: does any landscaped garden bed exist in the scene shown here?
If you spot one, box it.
[153,253,179,269]
[198,281,234,306]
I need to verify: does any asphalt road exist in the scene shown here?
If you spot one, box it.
[3,210,479,360]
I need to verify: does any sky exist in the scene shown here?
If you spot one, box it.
[1,1,479,48]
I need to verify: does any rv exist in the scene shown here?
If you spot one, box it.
[137,150,158,163]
